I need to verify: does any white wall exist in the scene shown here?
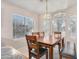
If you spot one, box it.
[1,1,39,39]
[1,1,40,57]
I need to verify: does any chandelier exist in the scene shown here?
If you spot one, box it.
[43,0,51,20]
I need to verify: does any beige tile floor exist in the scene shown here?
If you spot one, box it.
[1,45,75,59]
[1,38,76,59]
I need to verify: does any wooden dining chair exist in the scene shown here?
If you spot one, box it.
[25,35,48,59]
[32,32,47,48]
[53,32,65,59]
[54,32,62,50]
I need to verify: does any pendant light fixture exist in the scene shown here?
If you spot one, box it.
[44,0,51,20]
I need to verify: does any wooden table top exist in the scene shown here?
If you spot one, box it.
[37,35,63,46]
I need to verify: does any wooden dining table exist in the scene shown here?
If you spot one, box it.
[37,35,63,59]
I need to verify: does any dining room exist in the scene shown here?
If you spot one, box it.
[1,0,77,59]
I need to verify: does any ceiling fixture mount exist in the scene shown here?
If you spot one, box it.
[40,0,43,2]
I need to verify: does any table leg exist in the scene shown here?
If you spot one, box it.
[49,46,53,59]
[59,51,62,59]
[58,43,62,59]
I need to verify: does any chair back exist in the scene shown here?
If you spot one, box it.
[54,32,61,39]
[32,32,40,39]
[39,32,44,38]
[25,35,38,50]
[32,32,45,39]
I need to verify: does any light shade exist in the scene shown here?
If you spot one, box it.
[43,13,51,20]
[43,0,51,20]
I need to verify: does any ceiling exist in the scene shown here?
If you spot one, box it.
[4,0,76,14]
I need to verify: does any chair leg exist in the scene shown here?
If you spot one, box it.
[59,51,62,59]
[46,51,48,59]
[58,43,61,52]
[58,43,62,59]
[29,53,31,59]
[36,55,40,59]
[29,56,31,59]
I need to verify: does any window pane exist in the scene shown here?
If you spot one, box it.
[68,16,77,36]
[13,15,33,38]
[13,15,25,38]
[43,19,50,35]
[52,13,66,37]
[24,17,33,35]
[52,16,65,33]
